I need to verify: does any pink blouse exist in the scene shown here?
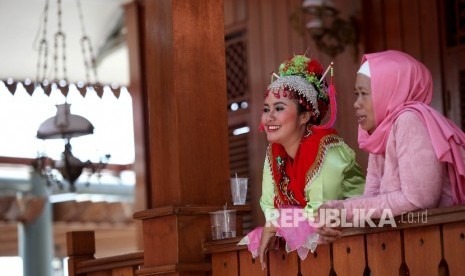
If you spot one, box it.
[343,111,453,220]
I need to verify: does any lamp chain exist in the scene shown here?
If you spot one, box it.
[36,0,49,82]
[76,0,99,84]
[53,0,68,82]
[5,0,126,97]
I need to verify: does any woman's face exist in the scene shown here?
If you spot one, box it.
[261,88,308,145]
[354,74,376,133]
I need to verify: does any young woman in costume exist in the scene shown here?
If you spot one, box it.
[318,50,465,243]
[238,54,365,266]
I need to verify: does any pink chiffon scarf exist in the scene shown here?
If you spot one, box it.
[358,50,465,204]
[237,208,319,260]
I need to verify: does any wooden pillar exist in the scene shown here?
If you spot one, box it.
[141,0,229,207]
[127,0,230,274]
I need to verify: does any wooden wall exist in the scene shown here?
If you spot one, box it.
[439,0,465,129]
[221,0,446,228]
[363,0,444,113]
[125,0,446,231]
[224,0,366,227]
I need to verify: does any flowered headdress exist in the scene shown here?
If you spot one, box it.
[267,54,336,129]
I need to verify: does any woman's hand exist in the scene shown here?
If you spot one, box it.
[317,225,342,243]
[258,223,277,270]
[316,200,345,243]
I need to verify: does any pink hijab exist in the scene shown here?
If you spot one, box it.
[358,50,465,204]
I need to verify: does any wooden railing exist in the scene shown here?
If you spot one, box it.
[66,231,144,276]
[66,204,251,276]
[202,205,465,276]
[66,206,465,275]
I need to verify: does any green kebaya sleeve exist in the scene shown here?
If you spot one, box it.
[259,157,278,221]
[304,144,365,216]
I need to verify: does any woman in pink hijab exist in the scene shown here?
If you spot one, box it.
[318,50,465,243]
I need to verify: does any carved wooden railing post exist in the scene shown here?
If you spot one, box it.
[332,235,366,275]
[366,230,402,275]
[66,231,95,276]
[442,221,465,275]
[237,250,266,275]
[268,250,298,275]
[211,251,238,276]
[300,243,331,275]
[404,225,442,274]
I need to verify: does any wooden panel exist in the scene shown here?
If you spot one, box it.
[246,0,271,229]
[323,0,365,169]
[288,0,306,54]
[224,0,235,27]
[440,16,465,127]
[300,243,331,275]
[400,0,421,59]
[443,0,465,47]
[142,215,177,266]
[88,272,111,276]
[403,225,442,275]
[443,221,465,276]
[236,0,247,23]
[418,0,443,112]
[177,215,211,262]
[383,0,403,50]
[332,235,366,276]
[259,0,279,71]
[268,249,299,275]
[362,0,385,52]
[366,231,402,276]
[238,250,267,275]
[212,251,238,276]
[274,0,291,59]
[224,0,247,30]
[143,0,230,207]
[112,268,136,276]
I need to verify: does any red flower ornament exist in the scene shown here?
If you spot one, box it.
[307,60,324,76]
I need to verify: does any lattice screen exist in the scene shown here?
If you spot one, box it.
[226,32,248,111]
[228,124,250,178]
[225,31,250,177]
[228,123,253,231]
[225,31,253,231]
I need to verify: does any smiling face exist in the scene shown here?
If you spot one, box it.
[354,74,376,133]
[261,88,309,148]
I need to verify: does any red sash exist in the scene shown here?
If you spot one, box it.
[267,128,343,208]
